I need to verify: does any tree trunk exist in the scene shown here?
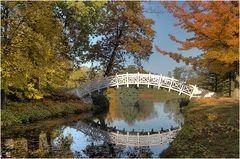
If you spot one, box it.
[214,74,218,92]
[104,49,117,77]
[1,90,7,109]
[228,73,232,97]
[46,131,52,152]
[98,116,107,128]
[233,75,239,88]
[104,25,124,77]
[232,75,239,97]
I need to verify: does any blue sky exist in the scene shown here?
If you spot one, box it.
[138,1,202,75]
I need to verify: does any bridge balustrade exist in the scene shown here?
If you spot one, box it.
[73,121,181,147]
[69,72,216,99]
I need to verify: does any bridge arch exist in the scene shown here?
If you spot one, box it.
[69,72,215,99]
[73,121,181,147]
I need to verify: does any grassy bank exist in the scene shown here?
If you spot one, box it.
[138,87,188,101]
[160,97,239,158]
[108,86,188,101]
[1,99,93,128]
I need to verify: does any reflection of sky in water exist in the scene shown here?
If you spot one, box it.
[61,126,170,158]
[58,101,184,157]
[62,127,104,157]
[105,102,183,131]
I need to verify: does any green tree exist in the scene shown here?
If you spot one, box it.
[1,2,70,105]
[119,65,147,74]
[1,1,106,106]
[168,66,197,83]
[55,1,105,64]
[83,1,155,76]
[168,66,234,95]
[66,67,103,88]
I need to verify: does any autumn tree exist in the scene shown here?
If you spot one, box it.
[82,1,155,76]
[157,1,239,96]
[1,1,71,105]
[1,1,107,106]
[66,67,104,88]
[55,1,105,64]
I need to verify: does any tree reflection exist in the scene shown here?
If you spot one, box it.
[119,100,156,125]
[82,142,153,158]
[106,87,156,125]
[2,128,74,158]
[164,98,184,124]
[125,146,153,158]
[49,128,74,158]
[82,142,121,158]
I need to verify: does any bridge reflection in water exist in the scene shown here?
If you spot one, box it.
[74,121,181,147]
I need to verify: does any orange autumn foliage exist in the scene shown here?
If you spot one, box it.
[157,1,239,74]
[106,88,121,122]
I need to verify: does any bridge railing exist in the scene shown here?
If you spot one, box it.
[74,121,181,147]
[109,129,180,146]
[69,72,208,99]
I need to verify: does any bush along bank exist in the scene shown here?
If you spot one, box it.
[1,99,94,128]
[91,92,109,114]
[160,97,239,158]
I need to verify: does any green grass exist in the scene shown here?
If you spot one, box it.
[112,86,188,101]
[160,97,239,158]
[138,87,188,101]
[1,99,93,128]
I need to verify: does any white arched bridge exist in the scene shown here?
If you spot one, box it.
[69,72,215,99]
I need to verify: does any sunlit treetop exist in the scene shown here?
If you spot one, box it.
[156,1,239,75]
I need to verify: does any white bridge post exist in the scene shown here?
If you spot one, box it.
[137,132,140,144]
[168,76,174,92]
[116,131,119,141]
[148,132,150,144]
[148,73,151,88]
[158,74,162,89]
[190,85,197,99]
[116,73,119,88]
[137,72,139,87]
[158,131,161,143]
[179,82,184,95]
[126,72,129,87]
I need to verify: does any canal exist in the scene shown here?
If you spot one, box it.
[1,88,187,158]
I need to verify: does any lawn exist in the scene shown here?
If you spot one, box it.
[160,97,239,158]
[1,99,93,128]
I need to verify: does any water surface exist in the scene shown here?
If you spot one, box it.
[1,90,185,158]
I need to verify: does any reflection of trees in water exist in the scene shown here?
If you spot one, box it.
[3,126,153,158]
[124,146,153,158]
[82,142,153,158]
[3,123,155,158]
[3,128,74,158]
[119,100,157,125]
[50,128,74,158]
[82,142,122,158]
[107,87,157,125]
[164,99,184,124]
